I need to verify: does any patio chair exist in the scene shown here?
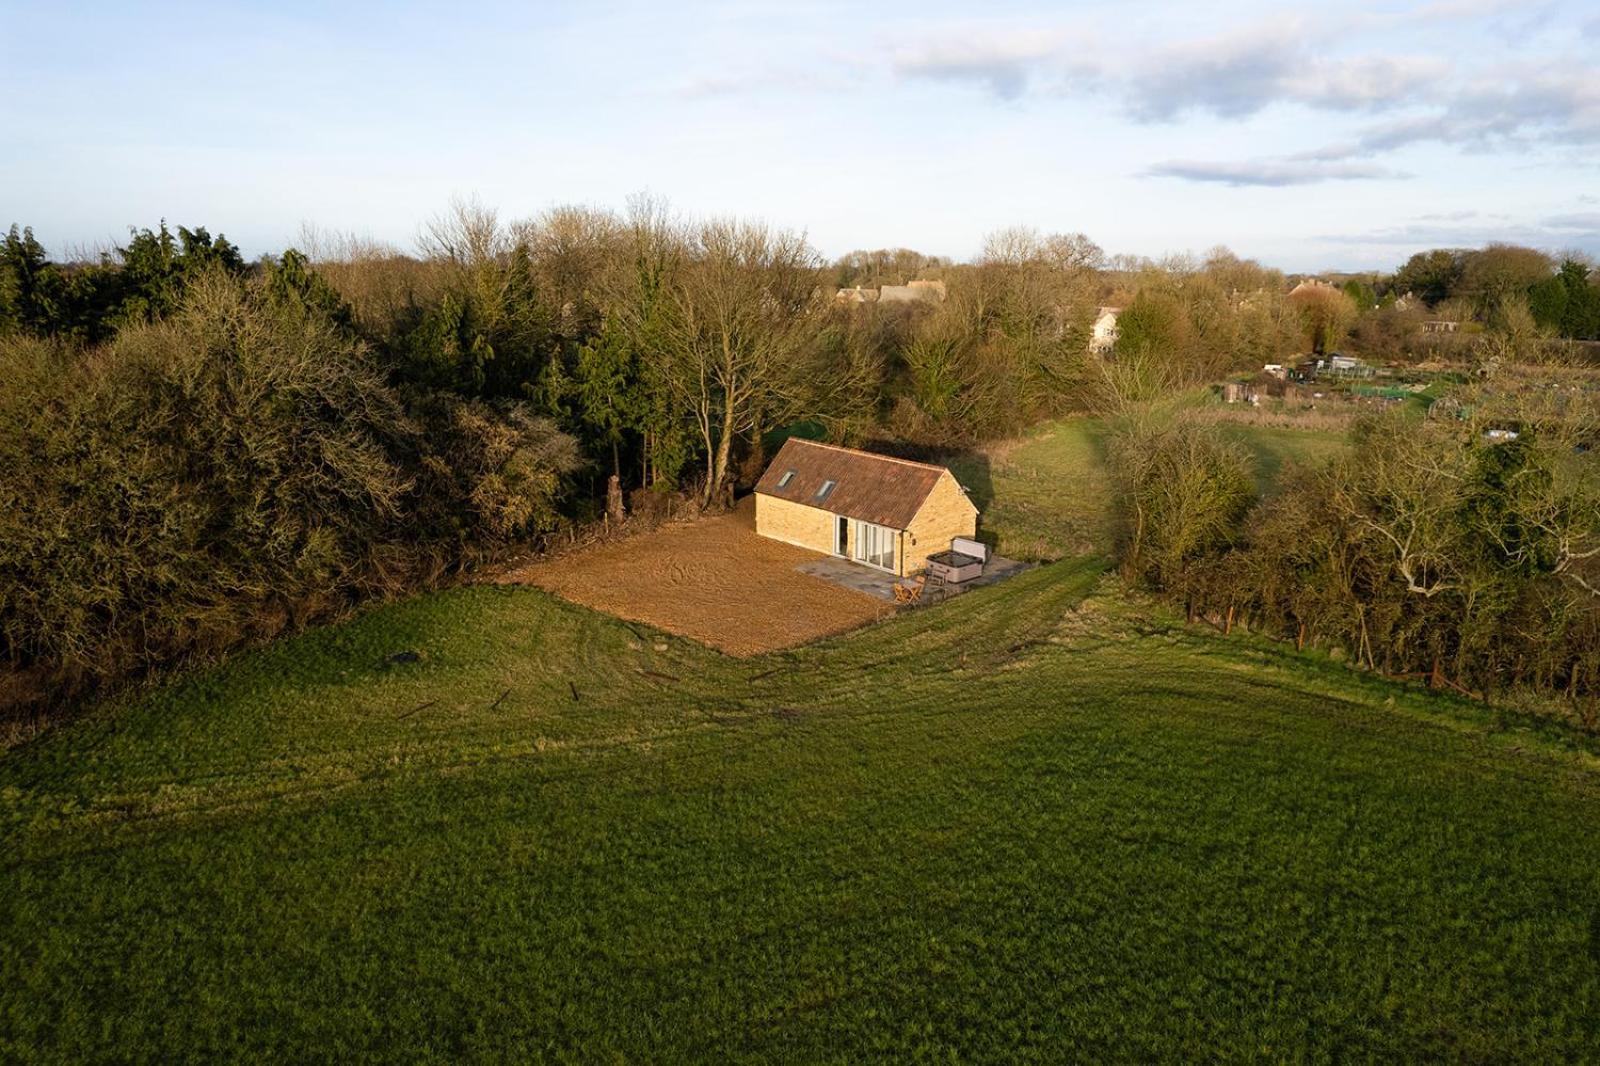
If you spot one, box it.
[893,575,926,604]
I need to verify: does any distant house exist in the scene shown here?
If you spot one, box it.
[754,439,978,577]
[838,280,945,305]
[1090,306,1121,353]
[878,279,947,304]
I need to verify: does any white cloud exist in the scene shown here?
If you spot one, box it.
[1321,216,1600,253]
[886,22,1444,118]
[1297,61,1600,161]
[878,6,1598,167]
[1280,55,1449,111]
[677,67,856,99]
[890,30,1072,100]
[1543,211,1600,230]
[1145,158,1408,187]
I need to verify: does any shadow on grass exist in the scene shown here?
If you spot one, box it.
[939,449,1032,559]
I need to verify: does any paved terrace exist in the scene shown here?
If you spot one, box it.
[796,555,1031,603]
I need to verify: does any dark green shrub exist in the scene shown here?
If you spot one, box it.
[0,273,577,700]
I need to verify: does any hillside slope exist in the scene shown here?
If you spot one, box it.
[4,559,1600,1060]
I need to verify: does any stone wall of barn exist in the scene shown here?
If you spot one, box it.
[754,493,837,557]
[902,473,979,574]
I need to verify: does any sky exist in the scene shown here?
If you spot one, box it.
[3,0,1598,272]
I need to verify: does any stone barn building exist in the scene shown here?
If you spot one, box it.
[754,439,978,577]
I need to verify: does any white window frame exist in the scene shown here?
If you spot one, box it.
[850,519,896,572]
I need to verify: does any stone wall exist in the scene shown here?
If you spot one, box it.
[902,472,979,574]
[754,493,837,556]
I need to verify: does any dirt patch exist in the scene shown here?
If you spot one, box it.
[492,499,893,656]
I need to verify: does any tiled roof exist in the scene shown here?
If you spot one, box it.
[754,438,952,530]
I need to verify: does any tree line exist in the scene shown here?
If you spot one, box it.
[1107,391,1600,718]
[1392,244,1600,339]
[3,201,1598,711]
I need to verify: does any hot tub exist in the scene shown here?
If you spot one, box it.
[925,549,984,585]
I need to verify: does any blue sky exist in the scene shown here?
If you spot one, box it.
[3,0,1597,272]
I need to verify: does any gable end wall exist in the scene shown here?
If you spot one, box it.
[902,472,979,574]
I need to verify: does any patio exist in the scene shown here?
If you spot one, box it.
[796,553,1030,604]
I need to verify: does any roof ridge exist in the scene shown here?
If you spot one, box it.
[784,437,948,474]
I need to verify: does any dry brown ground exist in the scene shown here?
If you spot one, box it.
[491,499,892,656]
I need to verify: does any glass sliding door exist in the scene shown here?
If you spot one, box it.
[851,520,896,571]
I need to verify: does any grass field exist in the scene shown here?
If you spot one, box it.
[949,414,1346,560]
[5,558,1600,1060]
[6,413,1599,1061]
[947,419,1115,560]
[1217,422,1350,495]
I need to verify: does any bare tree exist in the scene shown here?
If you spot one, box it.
[1288,281,1358,355]
[293,224,445,344]
[516,205,622,331]
[969,226,1100,418]
[663,218,820,507]
[1327,420,1472,598]
[1458,243,1555,316]
[595,194,690,489]
[419,195,510,267]
[1471,295,1556,376]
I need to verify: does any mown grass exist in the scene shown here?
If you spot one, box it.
[1217,422,1349,495]
[950,415,1344,560]
[5,556,1600,1061]
[946,418,1114,561]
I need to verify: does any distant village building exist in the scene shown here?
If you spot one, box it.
[879,279,947,304]
[837,280,945,305]
[1089,306,1121,353]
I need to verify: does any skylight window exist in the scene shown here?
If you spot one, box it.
[777,470,795,488]
[815,479,836,501]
